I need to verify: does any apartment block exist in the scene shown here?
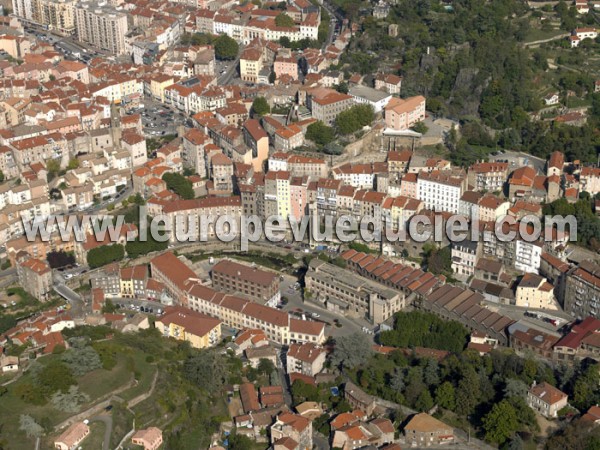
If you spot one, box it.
[565,260,600,319]
[416,170,467,213]
[286,342,326,376]
[211,259,280,307]
[74,0,128,54]
[16,255,53,301]
[155,306,221,349]
[467,162,508,193]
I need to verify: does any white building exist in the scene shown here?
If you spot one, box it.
[514,239,542,274]
[416,170,466,214]
[348,85,392,113]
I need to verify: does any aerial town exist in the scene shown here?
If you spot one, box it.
[3,0,600,448]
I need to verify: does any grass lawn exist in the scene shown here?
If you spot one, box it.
[82,421,106,449]
[78,356,133,400]
[119,353,156,401]
[524,27,565,43]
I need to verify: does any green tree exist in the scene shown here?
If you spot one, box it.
[162,173,195,199]
[257,358,275,375]
[330,333,373,371]
[86,244,125,269]
[335,104,374,135]
[415,389,434,412]
[435,381,456,410]
[275,13,294,27]
[46,159,60,175]
[214,35,239,60]
[0,170,4,182]
[183,351,228,392]
[67,158,79,170]
[19,415,43,438]
[251,96,270,116]
[61,345,102,376]
[482,400,519,445]
[269,71,276,84]
[306,121,335,147]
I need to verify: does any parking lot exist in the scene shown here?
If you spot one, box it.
[137,99,187,139]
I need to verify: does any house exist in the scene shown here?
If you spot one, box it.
[0,354,18,372]
[270,412,312,450]
[515,273,557,310]
[54,422,90,450]
[403,413,454,447]
[286,342,326,376]
[245,345,278,369]
[155,306,221,349]
[544,92,560,106]
[131,427,163,450]
[527,381,568,418]
[344,380,376,416]
[211,259,280,307]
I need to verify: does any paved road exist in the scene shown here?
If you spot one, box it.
[90,414,113,450]
[218,54,241,85]
[53,282,85,317]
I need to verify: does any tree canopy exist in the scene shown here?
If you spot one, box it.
[214,35,239,60]
[87,244,125,269]
[275,13,295,27]
[306,120,335,147]
[251,97,270,116]
[162,173,195,200]
[335,104,374,135]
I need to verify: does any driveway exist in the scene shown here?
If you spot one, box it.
[90,414,113,450]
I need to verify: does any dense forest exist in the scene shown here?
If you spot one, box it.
[330,316,600,448]
[334,0,600,166]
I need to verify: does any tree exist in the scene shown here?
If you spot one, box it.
[183,351,228,392]
[275,13,294,28]
[415,389,434,412]
[46,159,60,175]
[162,173,195,199]
[306,121,335,147]
[258,358,275,375]
[269,71,276,84]
[46,250,75,269]
[482,400,519,445]
[330,333,373,371]
[62,345,102,376]
[335,104,374,135]
[86,244,125,269]
[214,35,239,60]
[423,358,440,386]
[411,121,429,134]
[228,431,256,450]
[335,82,349,94]
[435,381,456,410]
[251,97,270,116]
[504,378,528,399]
[50,385,90,413]
[34,360,76,396]
[19,415,43,438]
[67,158,79,170]
[0,170,4,182]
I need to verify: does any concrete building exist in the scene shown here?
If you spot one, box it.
[155,306,221,349]
[305,88,354,125]
[417,170,467,213]
[16,255,53,301]
[211,259,280,307]
[286,342,326,376]
[348,84,392,113]
[565,260,600,319]
[384,95,426,131]
[305,259,403,324]
[74,0,128,54]
[515,273,556,310]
